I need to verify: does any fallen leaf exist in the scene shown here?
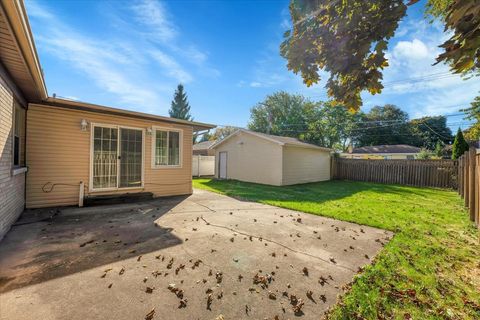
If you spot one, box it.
[302,267,309,276]
[178,299,187,308]
[216,272,223,284]
[146,286,154,294]
[207,294,213,310]
[145,308,155,320]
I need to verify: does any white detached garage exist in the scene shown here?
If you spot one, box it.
[211,129,332,186]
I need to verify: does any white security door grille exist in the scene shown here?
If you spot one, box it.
[92,126,118,189]
[92,125,143,190]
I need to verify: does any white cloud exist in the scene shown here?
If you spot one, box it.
[149,50,193,83]
[131,0,176,42]
[25,0,220,113]
[129,0,219,79]
[27,2,161,111]
[393,39,429,60]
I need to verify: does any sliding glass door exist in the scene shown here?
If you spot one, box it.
[119,128,143,188]
[92,125,143,190]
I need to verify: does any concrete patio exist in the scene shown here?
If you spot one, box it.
[0,189,392,320]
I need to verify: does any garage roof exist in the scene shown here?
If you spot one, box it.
[212,129,332,151]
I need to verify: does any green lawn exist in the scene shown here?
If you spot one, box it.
[193,179,480,319]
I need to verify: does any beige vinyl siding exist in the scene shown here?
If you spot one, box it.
[26,104,193,208]
[282,146,331,185]
[214,131,283,186]
[0,75,25,240]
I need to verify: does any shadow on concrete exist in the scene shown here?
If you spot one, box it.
[0,195,188,293]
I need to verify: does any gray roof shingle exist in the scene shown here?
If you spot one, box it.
[351,145,421,154]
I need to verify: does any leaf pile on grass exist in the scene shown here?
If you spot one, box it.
[193,179,480,319]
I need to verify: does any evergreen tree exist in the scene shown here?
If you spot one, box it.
[169,84,193,121]
[434,140,444,158]
[452,128,469,159]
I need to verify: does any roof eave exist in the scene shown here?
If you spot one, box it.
[2,0,48,101]
[40,97,216,131]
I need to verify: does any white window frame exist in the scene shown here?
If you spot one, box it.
[151,126,183,169]
[89,123,145,192]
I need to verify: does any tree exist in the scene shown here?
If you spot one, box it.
[353,105,411,147]
[462,94,480,141]
[281,0,480,111]
[417,148,434,159]
[409,116,453,150]
[452,128,469,159]
[210,126,239,141]
[248,92,310,137]
[434,140,444,158]
[198,132,213,142]
[169,84,193,121]
[248,92,359,150]
[302,102,359,150]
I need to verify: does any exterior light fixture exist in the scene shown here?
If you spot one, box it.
[146,127,153,135]
[80,119,88,131]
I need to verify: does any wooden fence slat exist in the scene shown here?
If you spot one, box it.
[331,150,477,228]
[333,158,458,189]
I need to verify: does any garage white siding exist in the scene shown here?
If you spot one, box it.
[282,146,331,185]
[214,132,283,186]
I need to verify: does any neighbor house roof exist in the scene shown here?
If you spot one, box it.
[40,97,216,132]
[193,140,217,150]
[351,145,421,154]
[211,129,332,151]
[0,0,48,102]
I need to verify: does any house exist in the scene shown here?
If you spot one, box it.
[211,129,332,186]
[193,140,216,156]
[0,0,214,239]
[340,144,422,160]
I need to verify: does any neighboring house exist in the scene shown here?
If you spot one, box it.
[211,129,332,186]
[193,140,216,156]
[340,144,422,160]
[0,1,214,240]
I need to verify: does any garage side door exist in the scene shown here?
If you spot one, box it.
[219,152,227,179]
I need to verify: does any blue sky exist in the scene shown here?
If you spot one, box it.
[26,0,480,131]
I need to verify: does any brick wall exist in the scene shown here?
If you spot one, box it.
[0,75,25,240]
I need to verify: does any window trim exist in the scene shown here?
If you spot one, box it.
[151,126,183,169]
[89,122,145,192]
[12,105,22,168]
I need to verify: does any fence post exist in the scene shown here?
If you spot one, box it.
[468,149,476,221]
[475,150,479,227]
[464,152,470,207]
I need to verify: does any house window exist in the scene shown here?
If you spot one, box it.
[153,129,181,167]
[13,106,24,167]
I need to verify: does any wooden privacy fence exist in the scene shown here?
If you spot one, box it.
[332,158,458,189]
[457,149,480,228]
